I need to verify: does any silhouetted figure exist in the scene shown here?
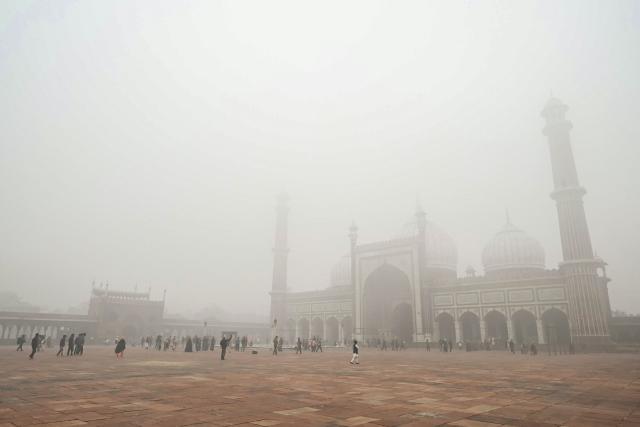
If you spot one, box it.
[185,336,193,352]
[220,335,231,360]
[425,339,430,352]
[28,333,40,359]
[272,336,278,356]
[530,343,538,355]
[115,338,126,358]
[57,335,67,357]
[67,334,75,356]
[16,335,25,351]
[210,336,216,351]
[296,337,302,354]
[508,339,515,354]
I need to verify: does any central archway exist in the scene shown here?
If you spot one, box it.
[363,264,413,342]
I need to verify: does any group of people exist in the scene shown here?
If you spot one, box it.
[141,335,178,351]
[374,337,407,351]
[18,332,87,360]
[55,333,87,357]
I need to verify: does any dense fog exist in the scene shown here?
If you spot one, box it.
[1,1,638,318]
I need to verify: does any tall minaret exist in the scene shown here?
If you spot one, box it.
[541,98,610,344]
[269,193,289,340]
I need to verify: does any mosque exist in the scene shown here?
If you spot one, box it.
[270,98,613,348]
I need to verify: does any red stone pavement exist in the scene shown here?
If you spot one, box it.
[1,346,639,426]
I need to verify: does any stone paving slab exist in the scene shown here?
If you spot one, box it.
[1,347,639,426]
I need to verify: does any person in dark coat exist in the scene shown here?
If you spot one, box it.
[56,335,67,357]
[220,335,231,360]
[184,336,193,352]
[67,334,75,356]
[272,336,278,356]
[16,334,25,351]
[115,338,126,358]
[28,333,40,359]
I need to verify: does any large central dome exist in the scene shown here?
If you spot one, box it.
[399,220,458,273]
[482,221,545,277]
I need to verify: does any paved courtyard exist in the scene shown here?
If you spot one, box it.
[0,346,639,427]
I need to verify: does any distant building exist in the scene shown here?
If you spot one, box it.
[271,98,626,348]
[0,286,269,344]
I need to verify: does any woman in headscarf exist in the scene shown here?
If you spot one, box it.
[115,337,126,358]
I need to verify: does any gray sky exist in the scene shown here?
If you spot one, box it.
[1,0,639,317]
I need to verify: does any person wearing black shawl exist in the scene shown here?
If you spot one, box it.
[115,338,126,358]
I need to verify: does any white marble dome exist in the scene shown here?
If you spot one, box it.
[482,222,545,273]
[399,220,458,272]
[330,254,351,287]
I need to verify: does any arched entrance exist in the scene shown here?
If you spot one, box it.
[341,317,352,345]
[460,312,481,342]
[297,318,310,339]
[542,308,571,346]
[437,312,456,342]
[512,310,538,344]
[311,317,324,339]
[391,303,413,343]
[363,264,413,342]
[326,317,339,345]
[287,319,296,344]
[485,310,508,344]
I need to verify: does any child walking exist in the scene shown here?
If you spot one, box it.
[350,339,359,365]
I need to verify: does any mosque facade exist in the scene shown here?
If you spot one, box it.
[270,98,613,348]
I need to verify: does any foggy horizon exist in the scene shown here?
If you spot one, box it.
[1,1,639,318]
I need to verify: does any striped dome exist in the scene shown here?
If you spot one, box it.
[482,222,545,273]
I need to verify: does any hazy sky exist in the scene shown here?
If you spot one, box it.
[1,1,639,317]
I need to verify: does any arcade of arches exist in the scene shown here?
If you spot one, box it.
[435,308,571,345]
[287,316,352,345]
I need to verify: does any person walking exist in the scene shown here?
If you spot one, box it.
[350,339,359,365]
[220,335,231,360]
[16,334,25,351]
[272,336,279,356]
[295,337,302,354]
[115,337,126,358]
[66,333,75,356]
[28,333,40,360]
[56,335,67,357]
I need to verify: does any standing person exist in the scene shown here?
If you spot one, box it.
[350,339,359,365]
[508,339,515,354]
[184,336,193,352]
[425,339,431,352]
[56,335,67,357]
[115,337,126,358]
[220,335,231,360]
[210,336,216,351]
[67,333,75,356]
[272,336,278,356]
[28,333,40,360]
[16,334,25,351]
[296,337,302,354]
[317,337,323,353]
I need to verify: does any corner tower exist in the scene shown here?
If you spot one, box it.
[541,97,610,344]
[269,193,289,340]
